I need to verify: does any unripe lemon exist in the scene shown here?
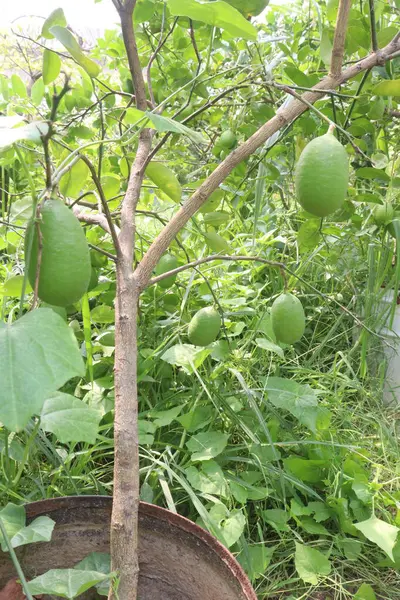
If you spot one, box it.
[271,293,305,344]
[155,254,179,289]
[188,306,221,346]
[373,202,394,226]
[26,199,91,307]
[224,0,269,15]
[295,131,349,217]
[218,130,237,150]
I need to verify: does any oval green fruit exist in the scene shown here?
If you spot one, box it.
[26,199,91,307]
[374,202,394,225]
[155,254,179,289]
[218,129,237,150]
[271,292,305,344]
[295,131,349,217]
[146,161,182,203]
[188,306,221,346]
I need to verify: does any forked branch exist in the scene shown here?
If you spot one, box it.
[330,0,352,77]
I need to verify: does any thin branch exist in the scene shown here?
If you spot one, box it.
[78,154,122,257]
[146,14,177,108]
[146,254,385,340]
[389,109,400,118]
[31,208,43,310]
[147,255,287,288]
[344,69,371,128]
[330,0,352,78]
[135,34,400,289]
[88,243,117,262]
[71,205,114,236]
[117,2,147,111]
[368,0,378,52]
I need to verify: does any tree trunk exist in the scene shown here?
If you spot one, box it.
[109,266,140,599]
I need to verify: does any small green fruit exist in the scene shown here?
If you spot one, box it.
[188,306,221,346]
[295,131,349,217]
[218,130,237,150]
[156,254,179,289]
[271,293,305,344]
[373,202,394,226]
[26,199,91,307]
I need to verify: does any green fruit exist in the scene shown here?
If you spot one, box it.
[88,268,99,291]
[26,199,91,307]
[271,293,305,344]
[146,162,182,203]
[90,249,108,268]
[155,254,179,289]
[204,231,230,252]
[188,306,221,346]
[374,202,394,225]
[218,130,237,150]
[295,131,349,217]
[224,0,269,16]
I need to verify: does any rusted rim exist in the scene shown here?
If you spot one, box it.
[24,496,257,600]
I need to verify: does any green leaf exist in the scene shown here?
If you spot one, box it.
[41,8,67,39]
[299,516,329,535]
[43,49,61,85]
[167,0,257,41]
[255,337,284,358]
[186,460,227,495]
[59,158,89,197]
[186,431,229,461]
[377,27,398,47]
[356,167,390,182]
[237,544,276,580]
[0,504,25,550]
[294,542,331,585]
[298,219,321,253]
[0,308,84,431]
[28,569,110,599]
[50,26,100,77]
[264,377,319,431]
[161,343,211,373]
[148,405,182,427]
[90,305,115,323]
[74,553,111,597]
[373,79,400,96]
[263,508,290,532]
[9,516,55,549]
[320,29,332,65]
[204,231,230,252]
[31,78,45,105]
[1,275,32,297]
[176,405,213,431]
[0,504,55,552]
[11,74,27,98]
[207,505,246,547]
[284,457,326,483]
[147,112,207,144]
[0,121,49,150]
[354,583,377,600]
[354,515,399,561]
[138,420,156,445]
[41,392,102,443]
[146,161,182,202]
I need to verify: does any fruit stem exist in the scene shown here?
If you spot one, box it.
[328,123,336,134]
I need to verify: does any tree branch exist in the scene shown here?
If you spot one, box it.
[135,34,400,290]
[330,0,352,78]
[117,2,147,111]
[71,205,115,236]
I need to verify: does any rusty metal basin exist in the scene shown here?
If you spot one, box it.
[0,496,257,600]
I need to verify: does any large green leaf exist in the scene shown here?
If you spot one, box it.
[147,112,207,144]
[264,377,320,431]
[41,8,67,39]
[59,158,90,197]
[161,344,211,373]
[28,569,110,599]
[167,0,257,40]
[373,79,400,96]
[41,393,102,443]
[0,504,54,552]
[0,309,84,431]
[354,515,399,561]
[0,121,49,151]
[186,431,229,461]
[49,26,100,77]
[43,49,61,85]
[294,542,331,584]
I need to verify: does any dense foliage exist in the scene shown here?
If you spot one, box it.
[1,0,400,597]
